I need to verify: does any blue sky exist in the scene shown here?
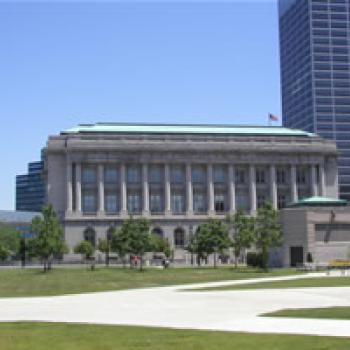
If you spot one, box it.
[0,0,280,210]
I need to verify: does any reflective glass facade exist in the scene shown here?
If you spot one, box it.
[16,161,45,212]
[279,0,350,200]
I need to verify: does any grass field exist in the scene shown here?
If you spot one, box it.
[263,307,350,320]
[0,323,349,350]
[0,266,300,297]
[194,276,350,291]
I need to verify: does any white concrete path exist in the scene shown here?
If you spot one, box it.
[1,272,350,337]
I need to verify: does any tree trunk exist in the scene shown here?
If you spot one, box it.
[196,254,201,267]
[139,256,143,271]
[234,254,238,269]
[262,247,268,271]
[213,252,217,268]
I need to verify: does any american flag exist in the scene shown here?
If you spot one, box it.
[269,113,279,121]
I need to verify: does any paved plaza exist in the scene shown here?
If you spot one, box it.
[0,272,350,337]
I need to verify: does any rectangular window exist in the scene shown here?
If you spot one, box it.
[236,191,249,212]
[82,191,96,213]
[213,165,226,183]
[297,167,308,185]
[82,166,97,184]
[150,193,162,213]
[105,193,118,214]
[276,168,287,185]
[171,193,185,214]
[127,166,141,183]
[235,169,246,184]
[171,166,185,184]
[104,166,118,183]
[149,165,163,184]
[214,194,226,212]
[192,166,206,184]
[127,193,141,213]
[193,193,206,213]
[256,169,266,184]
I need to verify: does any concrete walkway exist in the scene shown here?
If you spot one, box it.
[0,272,350,337]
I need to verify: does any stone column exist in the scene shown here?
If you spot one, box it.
[66,160,73,214]
[165,164,171,215]
[249,164,256,214]
[228,164,236,214]
[120,164,127,215]
[291,164,298,202]
[186,163,193,215]
[311,164,318,196]
[207,164,215,215]
[98,164,105,216]
[142,163,149,215]
[75,163,82,213]
[319,163,326,196]
[270,164,277,210]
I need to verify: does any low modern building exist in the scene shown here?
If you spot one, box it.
[43,123,339,263]
[281,196,350,267]
[0,210,41,234]
[16,161,45,212]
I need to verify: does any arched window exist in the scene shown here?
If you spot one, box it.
[174,227,185,248]
[84,227,96,247]
[152,227,163,239]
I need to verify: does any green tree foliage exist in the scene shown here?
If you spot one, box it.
[74,240,95,270]
[110,217,152,270]
[124,217,151,270]
[109,226,129,268]
[192,219,231,268]
[255,201,283,270]
[0,224,20,261]
[74,240,95,260]
[150,234,172,258]
[28,205,68,271]
[228,210,255,267]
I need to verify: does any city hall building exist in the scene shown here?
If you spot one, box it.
[44,123,339,263]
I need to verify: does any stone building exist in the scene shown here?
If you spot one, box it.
[43,123,339,263]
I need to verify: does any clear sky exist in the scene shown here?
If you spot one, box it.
[0,0,280,210]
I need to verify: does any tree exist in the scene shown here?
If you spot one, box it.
[150,234,171,258]
[115,217,152,271]
[254,201,283,271]
[110,226,129,268]
[27,205,68,271]
[125,217,151,271]
[228,210,255,268]
[192,220,231,268]
[74,240,95,270]
[0,224,20,261]
[97,238,110,267]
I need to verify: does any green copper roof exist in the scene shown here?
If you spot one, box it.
[62,123,316,137]
[289,196,348,207]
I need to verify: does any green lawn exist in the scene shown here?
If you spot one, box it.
[0,266,300,297]
[194,276,350,291]
[263,307,350,320]
[0,323,349,350]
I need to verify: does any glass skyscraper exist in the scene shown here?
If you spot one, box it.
[16,161,45,212]
[279,0,350,200]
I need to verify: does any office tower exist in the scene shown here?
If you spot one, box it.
[16,161,45,212]
[279,0,350,200]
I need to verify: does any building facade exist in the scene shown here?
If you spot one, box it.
[279,0,350,200]
[16,161,45,212]
[281,198,350,267]
[44,123,338,263]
